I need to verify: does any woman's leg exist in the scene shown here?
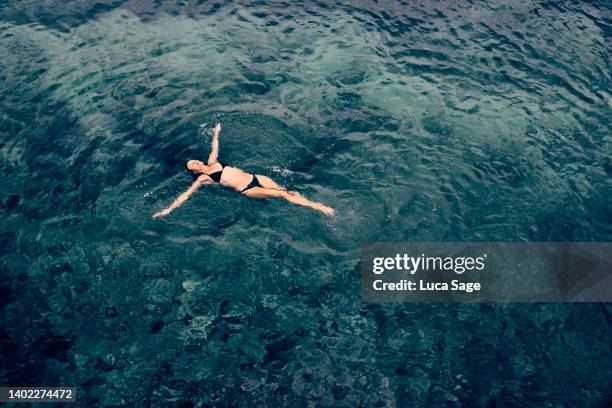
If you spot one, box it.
[254,174,286,190]
[243,187,335,216]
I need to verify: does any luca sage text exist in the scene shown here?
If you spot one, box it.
[373,280,481,292]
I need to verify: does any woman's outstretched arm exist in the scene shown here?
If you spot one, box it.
[207,123,221,165]
[153,175,212,218]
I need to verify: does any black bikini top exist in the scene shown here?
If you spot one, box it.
[191,162,225,182]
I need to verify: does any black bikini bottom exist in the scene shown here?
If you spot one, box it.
[241,174,262,193]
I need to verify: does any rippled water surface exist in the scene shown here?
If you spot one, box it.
[1,1,611,406]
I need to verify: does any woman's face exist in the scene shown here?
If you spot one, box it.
[186,160,205,172]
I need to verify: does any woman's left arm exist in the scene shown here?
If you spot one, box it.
[207,123,221,165]
[153,175,212,218]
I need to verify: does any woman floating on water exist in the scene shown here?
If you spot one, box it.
[153,124,335,218]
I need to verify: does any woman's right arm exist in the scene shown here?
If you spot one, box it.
[153,175,212,218]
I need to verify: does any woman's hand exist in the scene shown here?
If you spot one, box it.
[214,123,221,134]
[153,178,204,219]
[153,208,171,219]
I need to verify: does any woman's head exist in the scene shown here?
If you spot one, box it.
[186,159,205,174]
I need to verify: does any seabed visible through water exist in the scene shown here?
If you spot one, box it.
[0,1,610,406]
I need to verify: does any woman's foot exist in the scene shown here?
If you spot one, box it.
[315,204,335,217]
[281,191,335,217]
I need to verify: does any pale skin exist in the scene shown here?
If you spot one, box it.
[153,123,335,218]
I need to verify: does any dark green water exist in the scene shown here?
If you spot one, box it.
[1,1,611,406]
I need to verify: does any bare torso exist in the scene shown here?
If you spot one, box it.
[206,163,252,192]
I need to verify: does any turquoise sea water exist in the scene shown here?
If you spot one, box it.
[0,1,611,406]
